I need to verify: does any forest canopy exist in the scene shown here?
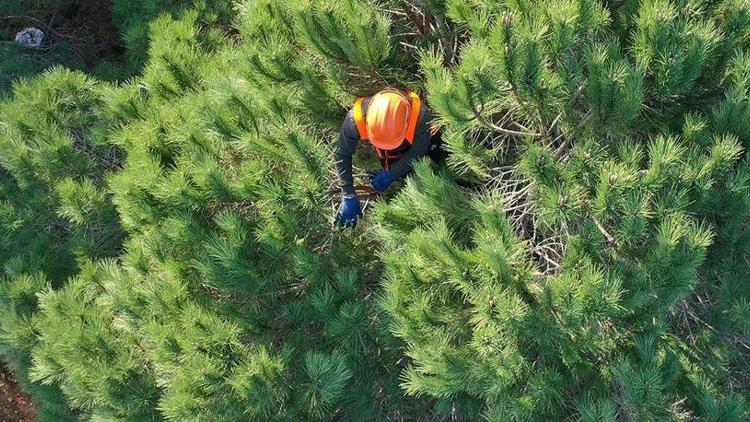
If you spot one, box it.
[1,0,749,420]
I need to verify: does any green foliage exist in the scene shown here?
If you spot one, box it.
[1,0,749,420]
[2,3,429,419]
[111,0,234,73]
[372,0,750,418]
[0,68,123,276]
[0,66,125,420]
[30,262,160,420]
[300,350,352,419]
[0,42,85,98]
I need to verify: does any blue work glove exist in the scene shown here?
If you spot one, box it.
[369,170,396,192]
[335,194,362,227]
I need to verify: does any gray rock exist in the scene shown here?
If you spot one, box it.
[15,27,45,49]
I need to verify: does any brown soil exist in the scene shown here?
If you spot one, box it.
[0,363,36,422]
[2,0,126,67]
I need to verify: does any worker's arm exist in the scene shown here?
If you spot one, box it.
[335,110,361,195]
[389,106,432,179]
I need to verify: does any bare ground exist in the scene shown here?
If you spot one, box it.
[0,363,36,422]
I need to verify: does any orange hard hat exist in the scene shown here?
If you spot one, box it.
[366,89,411,151]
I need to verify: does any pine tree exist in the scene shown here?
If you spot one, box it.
[374,0,750,419]
[3,4,430,419]
[1,0,749,420]
[0,67,127,420]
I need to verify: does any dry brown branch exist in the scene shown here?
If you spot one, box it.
[400,4,428,37]
[533,248,561,272]
[474,107,542,138]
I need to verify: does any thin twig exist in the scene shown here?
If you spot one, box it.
[434,15,456,63]
[534,249,561,271]
[547,113,563,135]
[554,139,570,159]
[474,107,541,138]
[503,202,533,213]
[592,216,615,244]
[1,15,76,39]
[546,132,565,149]
[401,4,427,37]
[399,41,419,50]
[553,109,592,159]
[382,8,408,17]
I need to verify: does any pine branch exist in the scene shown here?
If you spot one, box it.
[433,14,458,64]
[473,105,541,138]
[533,247,561,273]
[547,112,563,136]
[554,109,592,159]
[401,4,427,37]
[503,201,533,213]
[592,216,615,244]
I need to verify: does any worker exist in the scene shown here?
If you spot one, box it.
[334,88,443,227]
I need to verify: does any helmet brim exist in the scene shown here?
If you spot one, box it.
[369,131,407,151]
